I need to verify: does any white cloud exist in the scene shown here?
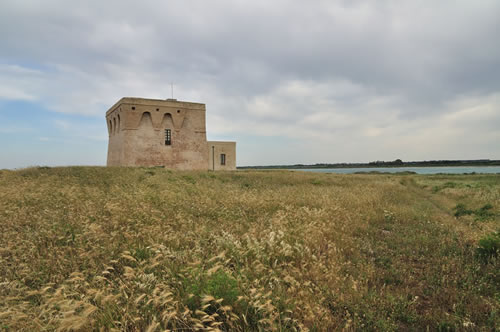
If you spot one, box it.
[0,86,36,101]
[0,0,499,165]
[0,65,42,101]
[53,118,108,141]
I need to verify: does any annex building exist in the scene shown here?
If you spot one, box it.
[106,97,236,170]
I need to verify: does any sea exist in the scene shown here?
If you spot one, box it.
[297,166,500,175]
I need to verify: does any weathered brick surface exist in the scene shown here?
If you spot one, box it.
[106,97,235,170]
[208,141,237,171]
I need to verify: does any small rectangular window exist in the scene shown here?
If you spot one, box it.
[220,153,226,165]
[165,129,171,145]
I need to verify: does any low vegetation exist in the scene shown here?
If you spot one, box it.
[0,167,498,331]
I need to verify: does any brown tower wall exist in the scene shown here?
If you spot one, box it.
[106,98,209,169]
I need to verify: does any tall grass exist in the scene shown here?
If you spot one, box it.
[0,167,498,330]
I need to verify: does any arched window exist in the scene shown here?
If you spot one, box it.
[109,119,113,135]
[161,113,174,146]
[117,114,121,133]
[113,117,117,134]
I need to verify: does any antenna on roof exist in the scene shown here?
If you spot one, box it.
[166,83,177,101]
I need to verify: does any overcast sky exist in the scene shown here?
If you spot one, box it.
[1,0,499,168]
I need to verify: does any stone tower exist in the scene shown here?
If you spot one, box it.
[106,97,236,170]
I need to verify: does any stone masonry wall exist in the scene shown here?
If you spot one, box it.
[208,141,237,171]
[106,98,209,169]
[106,97,236,170]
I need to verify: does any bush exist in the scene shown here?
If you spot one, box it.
[475,204,494,221]
[185,270,240,311]
[453,203,494,220]
[453,203,472,217]
[476,231,500,263]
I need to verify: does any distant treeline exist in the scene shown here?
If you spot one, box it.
[238,159,500,169]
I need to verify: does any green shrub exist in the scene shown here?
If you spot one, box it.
[481,203,493,210]
[475,231,500,263]
[454,203,495,221]
[311,179,322,185]
[453,203,472,217]
[185,270,240,311]
[204,271,239,305]
[432,181,457,193]
[475,203,494,221]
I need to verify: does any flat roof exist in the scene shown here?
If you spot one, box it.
[106,97,205,115]
[208,141,237,144]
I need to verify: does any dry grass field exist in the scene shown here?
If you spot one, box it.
[0,167,498,331]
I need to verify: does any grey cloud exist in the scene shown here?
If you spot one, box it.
[0,0,499,164]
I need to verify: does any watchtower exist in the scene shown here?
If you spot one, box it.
[106,97,236,170]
